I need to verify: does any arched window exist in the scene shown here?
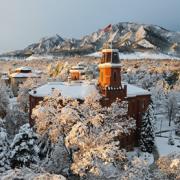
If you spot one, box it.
[101,72,103,81]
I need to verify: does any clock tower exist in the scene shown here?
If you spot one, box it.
[98,49,127,105]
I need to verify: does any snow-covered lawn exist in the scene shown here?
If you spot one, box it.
[155,112,180,156]
[156,136,180,156]
[156,114,176,132]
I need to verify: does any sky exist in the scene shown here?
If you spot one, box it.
[0,0,180,53]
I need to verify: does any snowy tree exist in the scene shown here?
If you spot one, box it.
[17,78,46,112]
[10,124,39,168]
[37,133,53,160]
[47,62,70,81]
[139,102,155,153]
[0,82,9,118]
[65,100,136,177]
[0,127,11,173]
[32,90,78,174]
[43,137,71,175]
[5,105,28,138]
[165,92,177,126]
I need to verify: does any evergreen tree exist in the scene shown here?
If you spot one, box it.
[10,124,39,168]
[139,102,155,153]
[0,82,9,119]
[0,127,11,173]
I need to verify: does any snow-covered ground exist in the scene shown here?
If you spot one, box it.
[127,149,154,165]
[26,55,54,61]
[87,51,180,60]
[9,97,17,110]
[156,136,180,156]
[155,114,180,156]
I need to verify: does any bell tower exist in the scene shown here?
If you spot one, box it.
[98,49,127,105]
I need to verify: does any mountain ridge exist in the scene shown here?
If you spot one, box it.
[1,22,180,58]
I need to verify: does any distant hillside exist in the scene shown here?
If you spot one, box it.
[1,22,180,58]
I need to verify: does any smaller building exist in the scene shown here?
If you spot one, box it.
[9,67,40,97]
[0,72,9,86]
[69,63,87,80]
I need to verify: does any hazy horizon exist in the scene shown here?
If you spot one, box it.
[0,0,180,53]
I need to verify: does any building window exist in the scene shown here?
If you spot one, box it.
[101,72,103,81]
[142,100,145,110]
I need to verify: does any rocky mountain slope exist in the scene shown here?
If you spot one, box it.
[2,22,180,58]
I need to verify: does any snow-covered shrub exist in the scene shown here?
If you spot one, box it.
[165,92,177,126]
[168,132,175,145]
[119,156,151,180]
[47,62,70,81]
[0,127,11,173]
[10,124,39,168]
[157,153,180,180]
[0,167,66,180]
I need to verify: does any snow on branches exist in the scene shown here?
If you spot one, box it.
[32,90,136,177]
[157,153,180,180]
[10,124,39,168]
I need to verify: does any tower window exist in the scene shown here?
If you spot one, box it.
[114,72,117,82]
[112,52,119,63]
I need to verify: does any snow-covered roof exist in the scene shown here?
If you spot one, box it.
[123,82,151,97]
[29,81,97,100]
[10,72,40,78]
[102,49,119,53]
[15,66,32,71]
[30,80,150,100]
